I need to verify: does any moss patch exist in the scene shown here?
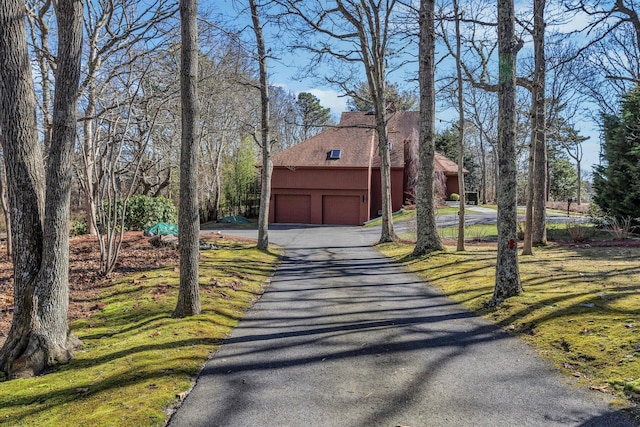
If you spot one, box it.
[364,206,485,228]
[0,240,281,426]
[378,242,640,406]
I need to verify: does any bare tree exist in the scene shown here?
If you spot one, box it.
[25,0,55,155]
[550,119,588,205]
[276,0,402,243]
[249,0,272,250]
[173,0,201,317]
[413,0,443,256]
[531,0,547,246]
[0,0,83,377]
[453,0,466,251]
[464,87,498,204]
[491,0,522,305]
[79,0,175,236]
[92,64,161,276]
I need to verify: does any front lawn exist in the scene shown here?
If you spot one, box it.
[0,239,281,427]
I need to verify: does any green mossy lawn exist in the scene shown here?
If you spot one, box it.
[364,206,481,228]
[378,241,640,407]
[0,239,280,427]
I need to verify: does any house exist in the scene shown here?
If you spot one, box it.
[269,111,462,226]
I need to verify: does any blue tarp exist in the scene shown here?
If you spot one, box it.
[144,222,179,236]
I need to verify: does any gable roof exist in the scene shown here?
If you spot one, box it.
[271,111,460,173]
[434,152,461,175]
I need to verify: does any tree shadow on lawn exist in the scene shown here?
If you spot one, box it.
[0,345,210,423]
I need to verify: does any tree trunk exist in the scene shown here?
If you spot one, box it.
[174,0,201,318]
[0,0,45,378]
[454,0,465,252]
[212,144,224,221]
[413,0,443,256]
[32,0,84,369]
[576,160,581,205]
[250,0,272,250]
[375,109,397,243]
[0,163,13,259]
[83,85,98,236]
[0,0,83,378]
[522,136,534,255]
[491,0,522,306]
[531,0,547,246]
[479,131,487,205]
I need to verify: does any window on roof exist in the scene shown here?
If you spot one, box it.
[327,149,341,160]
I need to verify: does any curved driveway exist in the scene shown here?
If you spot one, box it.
[169,225,634,427]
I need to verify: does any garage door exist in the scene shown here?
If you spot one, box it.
[322,195,360,225]
[275,195,311,223]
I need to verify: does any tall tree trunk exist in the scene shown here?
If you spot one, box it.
[576,160,581,205]
[522,136,534,255]
[0,0,45,377]
[32,0,84,369]
[250,0,272,250]
[375,108,397,243]
[454,0,465,252]
[174,0,201,318]
[491,0,522,305]
[413,0,443,256]
[0,163,13,259]
[479,132,487,204]
[26,0,54,158]
[531,0,547,246]
[492,145,499,202]
[83,82,98,236]
[0,0,83,378]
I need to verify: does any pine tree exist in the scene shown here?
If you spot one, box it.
[593,86,640,220]
[297,92,331,140]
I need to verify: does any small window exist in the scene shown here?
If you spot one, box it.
[327,149,341,160]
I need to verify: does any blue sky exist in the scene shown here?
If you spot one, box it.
[213,1,350,119]
[214,0,602,174]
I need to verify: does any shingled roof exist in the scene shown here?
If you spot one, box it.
[271,111,460,174]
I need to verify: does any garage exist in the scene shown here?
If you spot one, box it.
[322,195,361,225]
[275,194,311,223]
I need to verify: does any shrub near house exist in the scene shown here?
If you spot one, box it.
[124,195,177,231]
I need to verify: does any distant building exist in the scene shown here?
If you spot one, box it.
[269,111,462,225]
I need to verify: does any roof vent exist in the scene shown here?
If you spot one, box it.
[327,149,341,160]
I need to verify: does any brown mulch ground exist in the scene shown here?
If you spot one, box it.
[0,232,181,345]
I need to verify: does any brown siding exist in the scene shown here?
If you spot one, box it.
[270,167,370,225]
[271,168,369,190]
[370,168,404,218]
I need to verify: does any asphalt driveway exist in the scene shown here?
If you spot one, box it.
[168,225,634,427]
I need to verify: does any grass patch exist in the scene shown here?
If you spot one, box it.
[364,206,485,228]
[378,242,640,406]
[0,240,281,427]
[438,223,498,241]
[364,209,416,227]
